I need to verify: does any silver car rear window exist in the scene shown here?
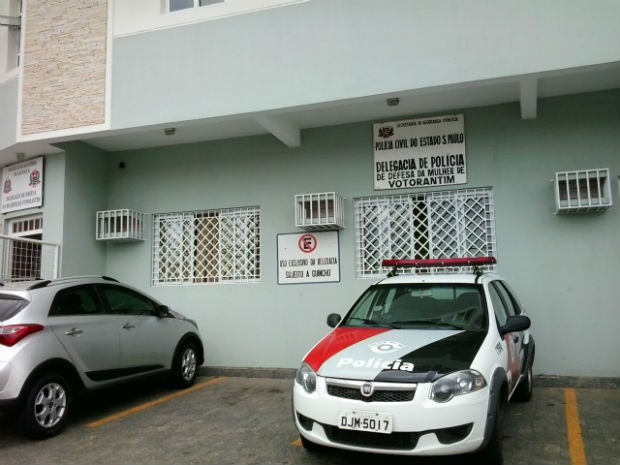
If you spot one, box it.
[0,295,29,321]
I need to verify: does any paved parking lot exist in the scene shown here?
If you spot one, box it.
[0,374,618,465]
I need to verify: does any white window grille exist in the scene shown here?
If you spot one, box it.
[295,192,344,231]
[354,188,496,278]
[0,216,60,282]
[96,209,145,241]
[554,168,612,214]
[152,206,260,285]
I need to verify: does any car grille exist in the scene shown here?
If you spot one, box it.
[327,384,415,402]
[323,424,421,450]
[325,378,417,403]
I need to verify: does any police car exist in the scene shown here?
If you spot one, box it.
[293,257,534,465]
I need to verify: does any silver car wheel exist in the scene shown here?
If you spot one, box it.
[181,347,197,381]
[34,382,67,428]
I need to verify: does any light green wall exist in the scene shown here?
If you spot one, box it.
[111,0,620,130]
[55,142,109,276]
[97,90,620,377]
[0,77,17,152]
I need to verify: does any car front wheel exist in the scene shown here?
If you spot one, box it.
[19,373,72,439]
[171,341,198,388]
[476,397,505,465]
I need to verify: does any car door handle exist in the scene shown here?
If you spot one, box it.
[121,323,135,330]
[64,328,84,336]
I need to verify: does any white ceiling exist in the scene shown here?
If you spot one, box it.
[3,62,619,165]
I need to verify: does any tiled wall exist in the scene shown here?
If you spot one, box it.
[21,0,107,135]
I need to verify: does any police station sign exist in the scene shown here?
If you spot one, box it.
[373,114,466,190]
[277,231,340,284]
[1,156,44,213]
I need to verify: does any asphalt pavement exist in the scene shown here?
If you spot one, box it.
[0,373,618,465]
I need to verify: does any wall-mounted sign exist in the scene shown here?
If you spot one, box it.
[1,156,44,213]
[373,114,466,190]
[277,231,340,284]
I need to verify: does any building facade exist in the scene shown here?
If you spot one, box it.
[0,0,619,379]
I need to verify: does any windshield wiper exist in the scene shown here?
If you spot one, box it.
[348,317,398,328]
[389,319,464,330]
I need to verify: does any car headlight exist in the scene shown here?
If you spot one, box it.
[430,370,487,403]
[295,363,317,394]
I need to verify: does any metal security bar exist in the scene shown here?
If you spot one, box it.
[96,209,145,241]
[554,168,612,213]
[152,207,260,285]
[354,188,496,277]
[0,234,60,283]
[295,192,344,230]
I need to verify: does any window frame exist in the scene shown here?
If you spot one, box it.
[97,284,160,317]
[168,0,224,12]
[152,206,261,286]
[49,285,102,317]
[354,188,496,278]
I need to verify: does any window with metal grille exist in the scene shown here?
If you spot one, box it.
[152,207,260,285]
[354,188,496,277]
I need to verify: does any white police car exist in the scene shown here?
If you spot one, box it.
[293,257,534,465]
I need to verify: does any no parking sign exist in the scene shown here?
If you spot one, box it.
[277,231,340,284]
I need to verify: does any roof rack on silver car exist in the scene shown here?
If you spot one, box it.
[26,275,120,290]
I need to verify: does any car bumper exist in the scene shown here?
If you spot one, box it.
[293,376,489,456]
[0,359,21,405]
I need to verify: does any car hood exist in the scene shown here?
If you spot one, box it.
[304,327,486,382]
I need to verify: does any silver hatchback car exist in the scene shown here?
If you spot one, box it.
[0,276,204,439]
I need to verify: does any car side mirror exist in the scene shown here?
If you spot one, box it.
[499,315,531,336]
[157,305,172,318]
[327,313,341,328]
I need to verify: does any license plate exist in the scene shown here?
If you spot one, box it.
[338,410,393,434]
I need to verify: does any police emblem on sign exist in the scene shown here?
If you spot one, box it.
[377,126,394,138]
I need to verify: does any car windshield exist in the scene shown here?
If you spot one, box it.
[343,283,487,331]
[0,294,29,321]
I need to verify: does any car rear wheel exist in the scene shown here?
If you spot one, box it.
[171,341,198,388]
[19,373,72,439]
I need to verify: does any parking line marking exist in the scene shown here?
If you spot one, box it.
[86,377,227,429]
[564,388,587,465]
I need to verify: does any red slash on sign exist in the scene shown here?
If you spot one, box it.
[298,234,317,253]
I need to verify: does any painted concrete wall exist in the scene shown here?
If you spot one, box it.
[56,142,109,277]
[0,77,18,152]
[97,90,620,378]
[111,0,620,129]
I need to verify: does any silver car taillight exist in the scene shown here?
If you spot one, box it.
[0,324,44,347]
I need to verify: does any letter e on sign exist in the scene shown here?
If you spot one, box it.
[298,234,317,253]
